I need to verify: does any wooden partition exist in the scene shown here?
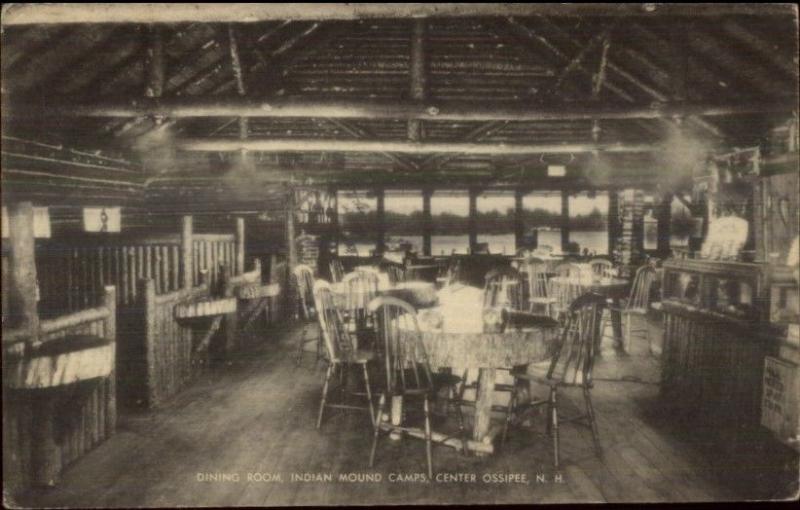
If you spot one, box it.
[3,286,117,490]
[191,233,237,290]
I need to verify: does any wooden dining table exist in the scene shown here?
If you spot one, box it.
[396,284,560,455]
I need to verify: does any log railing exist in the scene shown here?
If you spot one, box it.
[220,260,282,353]
[3,286,117,490]
[191,233,237,290]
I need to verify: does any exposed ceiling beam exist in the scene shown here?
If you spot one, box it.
[176,138,664,155]
[4,3,794,25]
[325,118,419,172]
[8,97,792,121]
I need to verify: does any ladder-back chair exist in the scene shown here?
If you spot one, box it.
[368,296,467,477]
[483,266,525,311]
[603,264,657,353]
[313,280,376,429]
[293,264,321,365]
[504,292,606,468]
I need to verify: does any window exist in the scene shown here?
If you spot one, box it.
[384,190,423,254]
[477,191,515,254]
[568,191,609,255]
[521,191,563,254]
[670,197,692,247]
[431,191,470,255]
[337,190,377,256]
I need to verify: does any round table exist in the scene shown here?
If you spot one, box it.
[395,285,560,453]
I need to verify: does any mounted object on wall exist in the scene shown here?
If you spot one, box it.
[83,207,121,233]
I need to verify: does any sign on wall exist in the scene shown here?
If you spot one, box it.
[83,207,121,233]
[1,206,51,238]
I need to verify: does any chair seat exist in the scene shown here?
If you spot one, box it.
[432,371,462,389]
[511,361,588,387]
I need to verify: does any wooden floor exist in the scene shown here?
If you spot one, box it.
[12,316,798,507]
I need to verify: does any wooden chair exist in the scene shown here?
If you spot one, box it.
[483,266,525,311]
[603,264,657,352]
[293,264,322,365]
[329,259,345,283]
[341,270,380,345]
[524,257,556,317]
[504,292,606,469]
[368,296,467,477]
[313,280,376,429]
[549,263,585,319]
[589,258,615,278]
[385,264,406,285]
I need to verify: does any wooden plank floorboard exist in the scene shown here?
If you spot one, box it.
[12,323,748,507]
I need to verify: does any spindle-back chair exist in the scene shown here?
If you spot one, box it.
[483,266,525,311]
[603,264,658,352]
[368,296,467,477]
[341,270,380,341]
[524,257,556,317]
[504,292,606,468]
[385,264,406,285]
[589,258,615,278]
[313,280,375,429]
[293,264,322,365]
[549,262,585,319]
[329,259,345,283]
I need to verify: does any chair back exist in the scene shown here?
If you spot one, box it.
[589,258,614,278]
[549,263,585,316]
[547,292,606,386]
[524,257,550,301]
[292,264,316,320]
[626,264,657,312]
[329,259,345,283]
[369,296,434,396]
[385,264,406,285]
[342,270,380,324]
[483,266,524,310]
[313,280,354,362]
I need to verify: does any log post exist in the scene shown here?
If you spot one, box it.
[514,189,525,252]
[468,189,478,253]
[561,190,570,253]
[608,190,620,258]
[408,18,426,142]
[221,264,238,356]
[103,285,117,437]
[145,25,165,98]
[286,188,297,316]
[181,216,193,289]
[422,188,432,256]
[7,201,40,349]
[657,192,673,258]
[141,278,158,407]
[375,187,385,255]
[235,217,245,275]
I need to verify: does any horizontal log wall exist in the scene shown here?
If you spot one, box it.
[3,287,116,493]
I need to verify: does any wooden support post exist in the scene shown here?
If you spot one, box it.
[227,24,252,168]
[221,265,238,356]
[514,189,525,252]
[468,189,478,253]
[561,191,570,253]
[7,201,40,349]
[376,188,385,255]
[235,217,245,275]
[181,216,193,289]
[286,188,297,315]
[145,25,165,98]
[608,190,619,258]
[331,188,340,256]
[422,188,432,256]
[657,192,673,257]
[102,285,117,437]
[141,278,158,407]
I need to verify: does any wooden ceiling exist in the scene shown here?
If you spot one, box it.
[1,4,798,192]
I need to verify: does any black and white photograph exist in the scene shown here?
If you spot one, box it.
[1,3,799,507]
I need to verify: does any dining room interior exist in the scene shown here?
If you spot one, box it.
[1,3,799,506]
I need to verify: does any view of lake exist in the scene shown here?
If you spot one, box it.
[339,231,609,257]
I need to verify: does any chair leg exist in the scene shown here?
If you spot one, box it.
[423,396,433,479]
[362,363,375,427]
[369,393,387,468]
[296,323,308,365]
[550,387,560,470]
[625,313,632,352]
[450,385,469,456]
[317,364,334,429]
[583,386,602,457]
[315,323,324,365]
